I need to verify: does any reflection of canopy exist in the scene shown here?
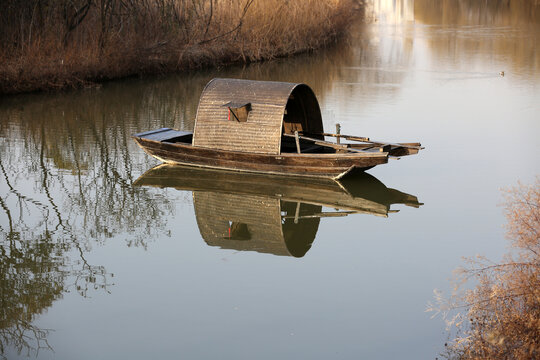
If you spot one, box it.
[134,164,423,257]
[193,192,319,257]
[193,78,324,154]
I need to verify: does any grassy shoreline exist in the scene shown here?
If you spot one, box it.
[0,0,360,95]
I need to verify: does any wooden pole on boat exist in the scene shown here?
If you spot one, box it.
[294,131,301,154]
[336,123,341,144]
[284,133,375,153]
[294,202,301,224]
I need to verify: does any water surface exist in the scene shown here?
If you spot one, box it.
[1,0,539,359]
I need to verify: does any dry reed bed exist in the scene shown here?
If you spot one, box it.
[0,0,358,94]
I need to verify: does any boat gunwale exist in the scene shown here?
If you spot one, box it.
[132,136,390,159]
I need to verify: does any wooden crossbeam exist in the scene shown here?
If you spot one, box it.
[282,210,365,219]
[299,131,423,150]
[318,132,370,143]
[282,133,383,154]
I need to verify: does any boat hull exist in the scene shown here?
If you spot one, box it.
[133,136,388,179]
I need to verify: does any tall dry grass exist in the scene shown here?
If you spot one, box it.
[0,0,359,94]
[429,179,540,359]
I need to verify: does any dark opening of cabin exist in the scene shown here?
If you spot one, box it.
[280,85,330,154]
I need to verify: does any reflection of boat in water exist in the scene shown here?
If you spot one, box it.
[134,164,423,257]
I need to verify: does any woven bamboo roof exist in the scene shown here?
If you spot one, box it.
[193,78,324,154]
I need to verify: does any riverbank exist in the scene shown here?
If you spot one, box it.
[0,0,360,95]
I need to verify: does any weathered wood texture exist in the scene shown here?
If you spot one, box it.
[193,78,324,154]
[134,137,387,178]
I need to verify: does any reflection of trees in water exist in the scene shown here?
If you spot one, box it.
[218,19,413,108]
[414,0,540,75]
[309,16,413,116]
[0,91,178,357]
[415,0,540,25]
[0,174,111,358]
[0,87,178,241]
[0,231,60,358]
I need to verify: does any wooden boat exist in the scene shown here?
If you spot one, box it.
[134,164,423,257]
[133,78,422,179]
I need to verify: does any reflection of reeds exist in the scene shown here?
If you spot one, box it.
[0,0,357,94]
[414,0,540,25]
[429,179,539,359]
[0,89,173,358]
[414,0,540,76]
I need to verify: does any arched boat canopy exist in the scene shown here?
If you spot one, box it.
[193,78,324,154]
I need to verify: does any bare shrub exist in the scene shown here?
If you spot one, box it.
[428,178,540,360]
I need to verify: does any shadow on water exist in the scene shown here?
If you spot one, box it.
[134,164,423,258]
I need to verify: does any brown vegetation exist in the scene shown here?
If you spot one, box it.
[0,0,359,94]
[429,179,540,359]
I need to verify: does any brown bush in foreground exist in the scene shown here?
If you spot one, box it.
[429,178,540,360]
[0,0,359,94]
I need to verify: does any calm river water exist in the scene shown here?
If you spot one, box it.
[1,0,539,359]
